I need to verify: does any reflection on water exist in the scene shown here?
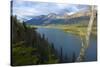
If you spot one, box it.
[36,28,97,62]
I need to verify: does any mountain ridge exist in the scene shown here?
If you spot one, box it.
[25,9,96,25]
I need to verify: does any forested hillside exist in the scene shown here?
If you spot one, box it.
[11,16,59,66]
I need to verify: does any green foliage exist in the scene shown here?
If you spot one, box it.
[11,15,59,66]
[12,46,39,65]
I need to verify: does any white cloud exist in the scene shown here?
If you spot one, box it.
[13,6,42,21]
[56,4,69,9]
[12,0,90,21]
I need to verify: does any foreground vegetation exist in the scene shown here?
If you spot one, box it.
[11,16,59,66]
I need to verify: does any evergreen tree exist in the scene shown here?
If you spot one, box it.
[59,47,63,63]
[72,52,76,62]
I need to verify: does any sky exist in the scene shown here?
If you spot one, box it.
[12,0,90,21]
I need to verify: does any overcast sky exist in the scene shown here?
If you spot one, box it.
[12,0,90,21]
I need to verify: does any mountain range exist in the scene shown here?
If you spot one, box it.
[25,9,96,25]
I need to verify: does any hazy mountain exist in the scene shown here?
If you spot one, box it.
[25,9,96,25]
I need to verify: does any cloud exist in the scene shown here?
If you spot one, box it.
[12,0,90,21]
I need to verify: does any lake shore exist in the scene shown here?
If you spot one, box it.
[29,24,97,37]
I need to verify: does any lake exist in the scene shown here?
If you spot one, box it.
[36,28,97,62]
